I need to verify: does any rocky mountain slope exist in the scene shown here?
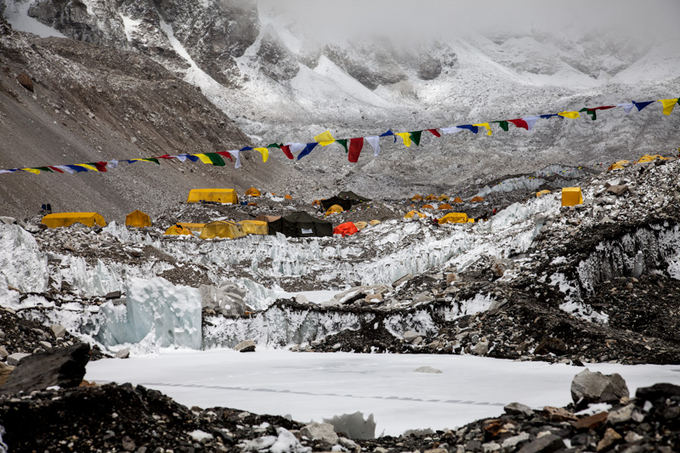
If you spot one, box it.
[0,12,277,219]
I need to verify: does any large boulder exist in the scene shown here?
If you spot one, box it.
[324,411,376,440]
[0,343,90,394]
[570,369,629,408]
[300,422,338,445]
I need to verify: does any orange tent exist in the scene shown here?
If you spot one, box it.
[422,204,434,210]
[284,194,293,200]
[425,194,437,201]
[453,197,464,204]
[325,204,344,216]
[125,210,152,228]
[333,222,359,237]
[438,195,450,201]
[411,194,423,201]
[470,196,484,203]
[438,203,453,210]
[245,187,261,197]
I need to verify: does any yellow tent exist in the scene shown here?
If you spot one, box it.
[42,212,106,228]
[239,220,268,235]
[177,223,205,233]
[369,220,381,226]
[608,160,630,171]
[438,213,469,224]
[354,221,369,230]
[636,154,667,164]
[438,203,454,210]
[125,210,151,228]
[164,224,194,236]
[410,194,423,202]
[452,197,464,204]
[245,187,261,197]
[536,190,551,198]
[562,187,583,207]
[187,189,238,204]
[325,204,344,216]
[404,211,426,219]
[425,194,437,201]
[200,221,246,240]
[438,195,450,202]
[422,204,434,210]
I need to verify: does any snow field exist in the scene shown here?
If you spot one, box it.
[86,349,680,436]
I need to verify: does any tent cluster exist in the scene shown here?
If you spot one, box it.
[4,96,678,176]
[608,154,670,171]
[411,194,480,204]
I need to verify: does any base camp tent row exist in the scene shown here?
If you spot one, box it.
[187,189,238,204]
[42,212,107,228]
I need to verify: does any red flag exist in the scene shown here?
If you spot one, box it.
[48,166,64,173]
[509,119,529,130]
[157,154,175,160]
[348,138,364,163]
[427,129,441,138]
[93,161,108,172]
[280,145,294,160]
[216,151,234,161]
[593,105,615,111]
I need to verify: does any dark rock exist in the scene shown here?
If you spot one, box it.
[504,402,534,417]
[574,411,608,430]
[16,72,33,92]
[534,336,568,355]
[596,427,621,451]
[234,340,256,353]
[635,383,680,400]
[0,343,90,394]
[607,185,629,196]
[543,406,576,422]
[417,56,442,80]
[517,434,564,453]
[571,369,629,408]
[104,290,122,299]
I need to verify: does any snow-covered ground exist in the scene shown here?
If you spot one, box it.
[86,349,680,436]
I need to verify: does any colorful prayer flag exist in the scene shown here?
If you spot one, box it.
[658,98,679,115]
[348,138,364,163]
[314,131,335,146]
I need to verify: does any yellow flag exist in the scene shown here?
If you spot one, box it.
[73,163,99,172]
[22,168,41,174]
[254,147,269,163]
[659,98,679,116]
[395,132,412,147]
[558,111,580,119]
[473,123,492,136]
[194,154,212,164]
[314,131,336,147]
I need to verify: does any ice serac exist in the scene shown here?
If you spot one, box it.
[0,224,48,294]
[96,277,202,350]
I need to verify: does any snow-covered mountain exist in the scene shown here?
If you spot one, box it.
[1,0,679,209]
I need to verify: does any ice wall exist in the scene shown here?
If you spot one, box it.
[0,224,48,294]
[204,305,370,348]
[96,277,202,350]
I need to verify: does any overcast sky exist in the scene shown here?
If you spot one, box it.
[256,0,680,43]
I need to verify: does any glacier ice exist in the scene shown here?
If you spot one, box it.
[96,277,202,350]
[0,224,48,294]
